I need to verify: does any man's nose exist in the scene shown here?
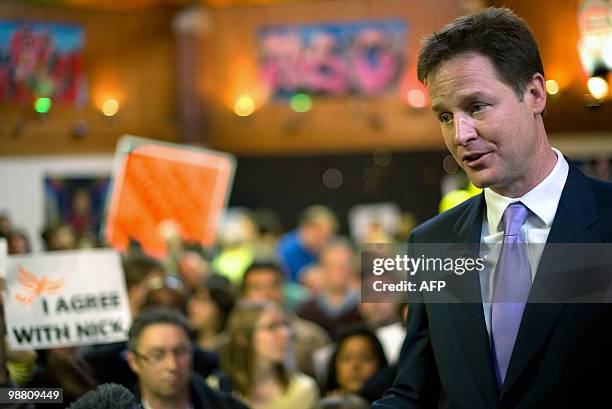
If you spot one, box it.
[454,114,477,146]
[163,353,180,370]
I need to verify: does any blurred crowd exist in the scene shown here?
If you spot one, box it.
[0,204,415,409]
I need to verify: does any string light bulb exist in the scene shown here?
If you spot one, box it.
[545,79,560,95]
[234,95,255,116]
[102,98,120,116]
[587,76,609,100]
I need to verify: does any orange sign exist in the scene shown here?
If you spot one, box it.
[104,137,236,258]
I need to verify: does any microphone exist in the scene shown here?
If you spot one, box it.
[68,383,142,409]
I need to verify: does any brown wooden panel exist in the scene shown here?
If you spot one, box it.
[0,2,178,155]
[8,1,606,156]
[198,0,462,154]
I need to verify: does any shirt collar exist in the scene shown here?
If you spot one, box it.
[484,148,569,233]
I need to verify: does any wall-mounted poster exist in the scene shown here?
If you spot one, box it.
[0,21,85,103]
[44,176,110,247]
[258,20,406,98]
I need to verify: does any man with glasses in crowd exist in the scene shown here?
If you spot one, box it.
[126,307,248,409]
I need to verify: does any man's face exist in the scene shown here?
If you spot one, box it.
[242,268,284,305]
[302,218,335,252]
[427,52,548,198]
[359,302,400,329]
[127,323,192,401]
[321,245,355,292]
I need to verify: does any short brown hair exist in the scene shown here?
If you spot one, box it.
[127,306,192,352]
[122,254,165,288]
[417,7,544,99]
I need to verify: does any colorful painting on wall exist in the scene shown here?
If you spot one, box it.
[0,21,85,103]
[258,20,406,98]
[44,176,110,247]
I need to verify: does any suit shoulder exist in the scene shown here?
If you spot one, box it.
[591,176,612,201]
[590,176,612,224]
[411,195,481,242]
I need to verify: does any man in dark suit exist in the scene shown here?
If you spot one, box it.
[372,7,612,409]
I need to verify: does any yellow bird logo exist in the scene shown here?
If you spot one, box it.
[14,265,64,306]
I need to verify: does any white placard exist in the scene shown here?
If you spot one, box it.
[348,202,401,243]
[2,249,132,350]
[0,238,7,279]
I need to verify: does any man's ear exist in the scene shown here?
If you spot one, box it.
[126,350,140,375]
[525,73,547,115]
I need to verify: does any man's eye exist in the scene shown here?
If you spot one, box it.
[472,104,486,113]
[149,352,164,361]
[439,113,453,123]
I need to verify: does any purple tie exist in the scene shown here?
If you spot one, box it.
[491,202,531,388]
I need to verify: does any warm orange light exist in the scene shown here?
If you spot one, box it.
[102,98,120,116]
[406,89,427,108]
[92,74,124,115]
[222,57,270,113]
[587,76,609,100]
[545,80,560,95]
[545,64,573,92]
[234,95,255,116]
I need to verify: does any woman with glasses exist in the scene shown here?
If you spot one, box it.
[220,300,319,409]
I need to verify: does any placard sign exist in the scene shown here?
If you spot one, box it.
[104,136,236,258]
[1,249,131,350]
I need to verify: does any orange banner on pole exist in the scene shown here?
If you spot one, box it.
[104,136,235,258]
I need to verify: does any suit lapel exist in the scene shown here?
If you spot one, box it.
[499,161,604,401]
[446,194,500,407]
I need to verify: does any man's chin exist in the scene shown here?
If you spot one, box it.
[467,180,486,189]
[465,171,494,190]
[465,179,488,190]
[156,392,182,402]
[157,384,186,398]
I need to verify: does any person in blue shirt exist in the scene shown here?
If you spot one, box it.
[277,205,338,282]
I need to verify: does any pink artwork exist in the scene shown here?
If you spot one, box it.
[258,20,406,98]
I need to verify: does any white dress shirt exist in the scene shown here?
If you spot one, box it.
[479,148,569,337]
